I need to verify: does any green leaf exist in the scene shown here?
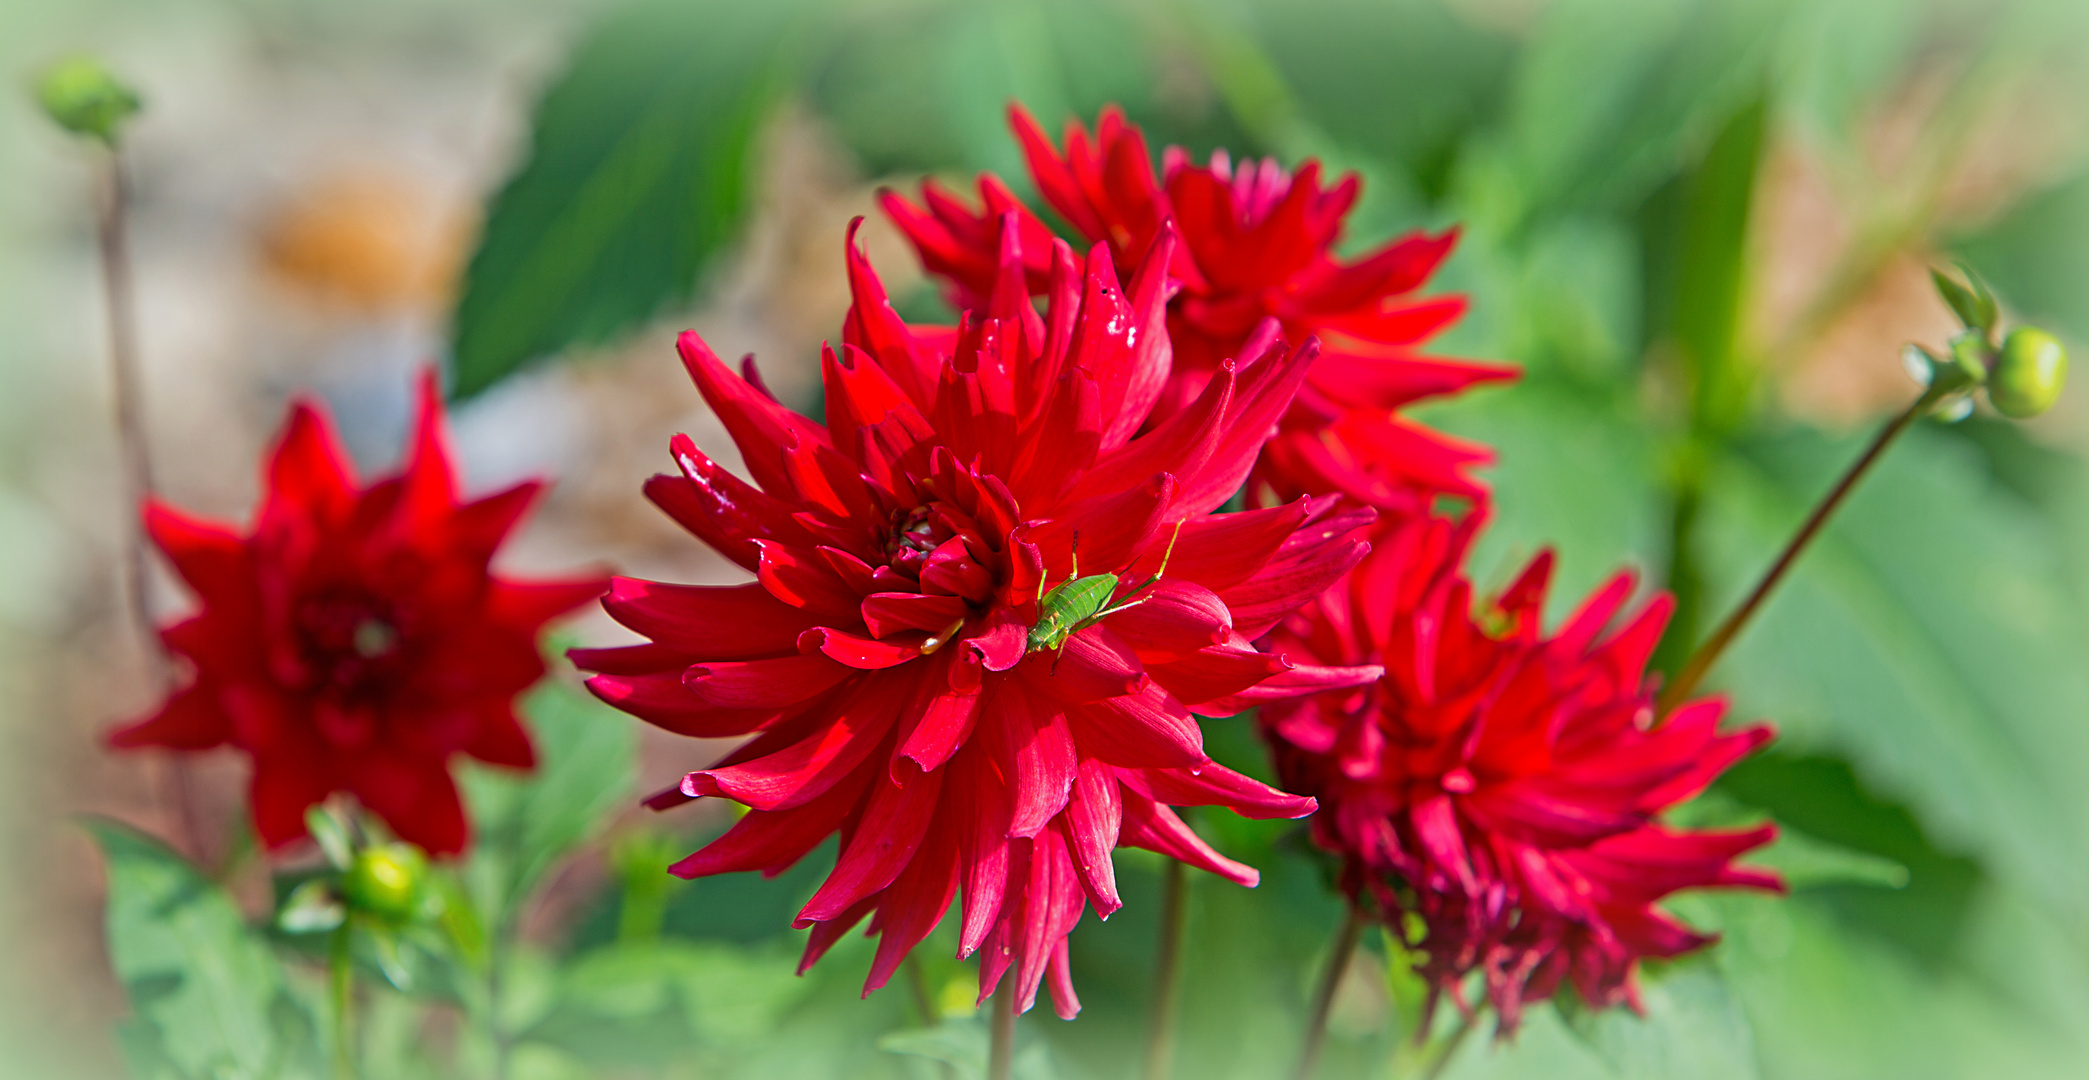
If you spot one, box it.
[1560,961,1759,1080]
[448,0,819,398]
[1420,377,1666,622]
[84,817,290,1080]
[878,1017,1058,1080]
[810,0,1166,180]
[1956,165,2089,344]
[1716,750,1979,967]
[1751,827,1909,891]
[1481,0,1780,230]
[1929,267,1988,335]
[1238,0,1514,203]
[1704,426,2089,925]
[1705,888,2089,1079]
[460,677,637,927]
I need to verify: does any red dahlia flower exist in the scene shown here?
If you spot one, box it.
[1258,513,1783,1032]
[111,373,607,856]
[881,104,1517,516]
[575,218,1379,1017]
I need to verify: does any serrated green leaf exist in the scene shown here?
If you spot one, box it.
[84,817,288,1080]
[448,0,820,398]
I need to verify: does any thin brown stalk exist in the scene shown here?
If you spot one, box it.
[95,149,158,664]
[1659,383,1946,714]
[1291,902,1367,1080]
[1416,1011,1476,1080]
[93,146,207,860]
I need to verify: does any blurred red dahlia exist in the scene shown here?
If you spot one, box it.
[575,217,1380,1017]
[110,373,607,856]
[881,104,1517,516]
[1257,513,1784,1032]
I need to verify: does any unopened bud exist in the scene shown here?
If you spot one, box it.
[36,57,141,144]
[1988,327,2067,419]
[343,843,427,924]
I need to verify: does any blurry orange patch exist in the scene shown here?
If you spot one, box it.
[1779,254,1961,427]
[256,171,471,314]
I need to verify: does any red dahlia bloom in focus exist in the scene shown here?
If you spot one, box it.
[575,218,1379,1017]
[1258,513,1783,1032]
[881,104,1517,515]
[111,373,607,855]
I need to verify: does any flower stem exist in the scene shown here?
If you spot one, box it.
[329,923,355,1080]
[1291,901,1367,1080]
[1416,1011,1476,1080]
[988,977,1016,1080]
[1141,859,1188,1080]
[93,140,205,862]
[904,956,958,1080]
[1657,383,1946,715]
[93,147,159,666]
[905,954,940,1026]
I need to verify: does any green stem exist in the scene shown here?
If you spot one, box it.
[988,977,1016,1080]
[1658,383,1946,714]
[905,956,956,1080]
[1141,860,1188,1080]
[905,954,940,1026]
[1416,1011,1476,1080]
[1291,901,1367,1080]
[329,924,355,1080]
[488,951,510,1080]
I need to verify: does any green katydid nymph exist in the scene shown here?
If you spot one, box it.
[1026,521,1185,666]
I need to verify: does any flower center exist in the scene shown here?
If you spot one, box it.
[291,590,406,697]
[884,503,953,577]
[872,499,1004,612]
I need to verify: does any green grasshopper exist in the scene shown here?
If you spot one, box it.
[1026,522,1184,665]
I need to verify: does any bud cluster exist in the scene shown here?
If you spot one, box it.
[275,804,445,987]
[1905,265,2069,421]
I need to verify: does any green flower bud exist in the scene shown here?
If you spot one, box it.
[1988,326,2068,419]
[344,843,427,923]
[36,57,141,144]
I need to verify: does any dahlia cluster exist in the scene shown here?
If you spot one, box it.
[118,103,1778,1030]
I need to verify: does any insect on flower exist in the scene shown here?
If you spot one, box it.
[1027,522,1184,665]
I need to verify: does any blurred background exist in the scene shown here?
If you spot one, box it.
[6,0,2089,1076]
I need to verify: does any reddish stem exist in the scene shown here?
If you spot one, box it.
[1658,383,1946,715]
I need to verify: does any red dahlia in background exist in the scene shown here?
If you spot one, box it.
[111,372,606,855]
[881,104,1516,516]
[1258,513,1783,1032]
[575,217,1379,1017]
